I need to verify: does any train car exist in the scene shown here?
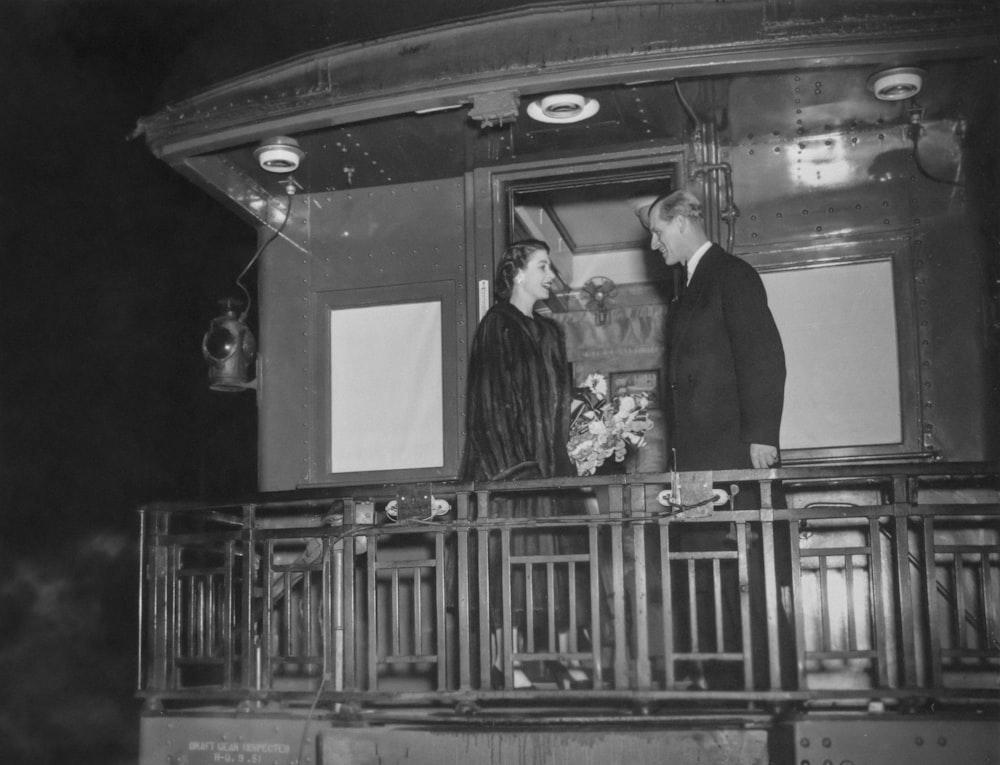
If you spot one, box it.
[133,1,999,763]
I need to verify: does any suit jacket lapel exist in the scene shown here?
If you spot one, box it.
[668,245,724,384]
[685,244,722,297]
[672,246,720,338]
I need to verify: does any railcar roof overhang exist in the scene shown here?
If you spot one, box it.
[134,0,998,225]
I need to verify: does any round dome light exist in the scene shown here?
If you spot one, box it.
[867,67,925,101]
[527,93,600,124]
[254,136,305,172]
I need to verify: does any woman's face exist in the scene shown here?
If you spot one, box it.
[516,248,555,303]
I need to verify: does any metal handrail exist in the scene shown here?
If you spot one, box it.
[138,464,1000,711]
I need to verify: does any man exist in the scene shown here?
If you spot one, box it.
[643,189,785,472]
[640,189,787,690]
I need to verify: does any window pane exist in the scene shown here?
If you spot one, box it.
[329,301,444,472]
[764,260,902,450]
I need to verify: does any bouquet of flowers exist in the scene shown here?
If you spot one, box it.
[567,373,655,476]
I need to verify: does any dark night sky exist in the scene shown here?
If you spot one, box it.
[0,3,540,761]
[0,3,261,762]
[0,1,261,547]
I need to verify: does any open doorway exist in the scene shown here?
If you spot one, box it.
[508,172,674,296]
[501,166,681,475]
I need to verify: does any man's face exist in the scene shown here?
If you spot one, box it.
[649,211,685,266]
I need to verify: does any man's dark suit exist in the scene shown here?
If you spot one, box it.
[665,244,785,471]
[664,244,788,688]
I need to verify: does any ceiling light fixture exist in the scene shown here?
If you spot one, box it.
[254,136,305,172]
[867,67,925,101]
[527,93,600,124]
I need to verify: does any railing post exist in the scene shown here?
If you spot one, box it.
[629,482,651,689]
[500,504,514,689]
[456,492,472,690]
[137,508,147,693]
[981,541,999,655]
[169,544,181,691]
[435,528,447,690]
[476,491,492,688]
[223,539,235,688]
[328,530,343,691]
[869,513,890,688]
[342,499,357,691]
[607,483,629,688]
[658,515,675,688]
[922,514,943,687]
[736,519,755,689]
[146,508,172,693]
[303,549,316,674]
[759,481,781,690]
[588,491,605,689]
[267,538,280,690]
[240,504,257,691]
[366,512,379,689]
[892,476,918,687]
[786,516,805,689]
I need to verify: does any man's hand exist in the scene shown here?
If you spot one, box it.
[750,443,778,469]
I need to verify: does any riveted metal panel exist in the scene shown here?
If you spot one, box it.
[913,217,997,461]
[140,714,305,765]
[318,724,771,765]
[777,715,1000,765]
[259,196,315,492]
[258,177,469,491]
[728,67,917,248]
[307,179,467,292]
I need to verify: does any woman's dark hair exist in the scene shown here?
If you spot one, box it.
[494,239,549,300]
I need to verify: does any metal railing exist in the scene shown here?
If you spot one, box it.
[138,464,1000,712]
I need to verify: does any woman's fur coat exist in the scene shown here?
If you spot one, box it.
[460,300,572,481]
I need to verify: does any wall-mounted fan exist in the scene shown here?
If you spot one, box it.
[581,277,617,325]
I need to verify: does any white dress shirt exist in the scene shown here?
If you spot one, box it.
[684,241,713,284]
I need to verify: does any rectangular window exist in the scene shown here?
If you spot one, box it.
[329,301,444,473]
[763,259,903,451]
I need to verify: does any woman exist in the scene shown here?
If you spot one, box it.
[461,239,570,483]
[460,239,585,688]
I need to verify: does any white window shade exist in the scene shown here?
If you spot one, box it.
[763,259,902,451]
[329,301,444,473]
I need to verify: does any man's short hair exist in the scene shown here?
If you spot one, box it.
[638,189,704,228]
